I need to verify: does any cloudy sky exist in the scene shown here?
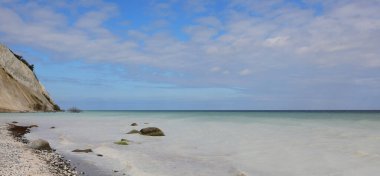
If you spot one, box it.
[0,0,379,110]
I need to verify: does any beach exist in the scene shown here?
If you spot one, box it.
[1,111,380,176]
[0,124,76,176]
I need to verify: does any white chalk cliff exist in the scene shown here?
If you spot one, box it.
[0,44,59,112]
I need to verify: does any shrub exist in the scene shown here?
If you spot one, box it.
[9,50,34,71]
[67,107,82,113]
[53,104,61,111]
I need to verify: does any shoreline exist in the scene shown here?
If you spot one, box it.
[0,122,78,176]
[0,119,137,176]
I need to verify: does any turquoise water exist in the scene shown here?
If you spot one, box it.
[1,111,380,176]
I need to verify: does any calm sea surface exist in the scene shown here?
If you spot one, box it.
[1,111,380,176]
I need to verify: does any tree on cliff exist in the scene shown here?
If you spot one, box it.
[9,50,35,71]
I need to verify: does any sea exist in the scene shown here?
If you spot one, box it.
[1,111,380,176]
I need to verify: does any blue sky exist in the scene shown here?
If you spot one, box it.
[0,0,379,110]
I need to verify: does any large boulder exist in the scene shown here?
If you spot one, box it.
[140,127,165,136]
[28,139,52,151]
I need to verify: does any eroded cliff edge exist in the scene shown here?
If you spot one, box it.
[0,44,59,112]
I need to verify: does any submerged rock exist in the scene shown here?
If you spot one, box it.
[236,172,247,176]
[7,124,38,138]
[126,129,140,134]
[131,123,138,126]
[50,126,55,129]
[140,127,165,136]
[72,149,93,153]
[114,139,129,145]
[28,139,52,151]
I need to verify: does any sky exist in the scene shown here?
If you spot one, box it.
[0,0,379,110]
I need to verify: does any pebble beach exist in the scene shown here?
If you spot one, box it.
[0,124,77,176]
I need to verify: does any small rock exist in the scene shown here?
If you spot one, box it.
[126,129,140,134]
[50,126,55,129]
[11,121,18,124]
[114,139,129,145]
[28,139,52,151]
[97,154,103,157]
[72,149,93,153]
[131,123,138,126]
[140,127,165,136]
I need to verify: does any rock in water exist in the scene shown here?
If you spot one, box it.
[140,127,165,136]
[114,139,129,145]
[7,124,38,138]
[28,139,52,151]
[72,149,93,153]
[131,123,138,126]
[0,44,60,112]
[126,129,140,134]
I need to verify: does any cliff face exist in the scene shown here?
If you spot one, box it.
[0,44,58,112]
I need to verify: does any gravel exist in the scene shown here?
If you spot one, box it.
[0,125,78,176]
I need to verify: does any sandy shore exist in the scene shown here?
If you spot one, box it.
[0,124,77,176]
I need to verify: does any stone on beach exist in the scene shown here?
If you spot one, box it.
[140,127,165,136]
[28,139,52,151]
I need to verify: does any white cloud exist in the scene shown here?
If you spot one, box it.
[263,36,289,47]
[222,70,230,75]
[239,69,251,76]
[0,0,379,88]
[196,16,222,28]
[210,66,221,72]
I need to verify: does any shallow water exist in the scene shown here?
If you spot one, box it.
[1,111,380,176]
